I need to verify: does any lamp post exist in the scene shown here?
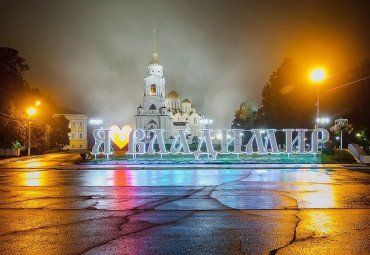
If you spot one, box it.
[26,107,36,156]
[310,68,326,128]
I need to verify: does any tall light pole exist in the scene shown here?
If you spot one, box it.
[310,68,326,128]
[26,107,36,156]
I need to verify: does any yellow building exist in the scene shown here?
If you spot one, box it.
[53,111,88,150]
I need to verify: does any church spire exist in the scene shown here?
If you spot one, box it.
[149,28,159,65]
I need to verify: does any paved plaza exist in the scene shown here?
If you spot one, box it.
[0,153,369,254]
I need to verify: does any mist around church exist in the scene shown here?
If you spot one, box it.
[0,1,370,254]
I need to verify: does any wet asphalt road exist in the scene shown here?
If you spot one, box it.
[0,153,369,254]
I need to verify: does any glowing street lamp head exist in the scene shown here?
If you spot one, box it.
[310,68,326,82]
[27,107,36,116]
[35,101,41,106]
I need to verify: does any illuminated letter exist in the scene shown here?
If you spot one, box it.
[266,129,280,154]
[219,129,243,154]
[127,129,146,155]
[284,129,307,154]
[245,129,266,154]
[147,129,168,154]
[170,129,191,154]
[194,129,217,159]
[310,128,329,154]
[91,129,112,159]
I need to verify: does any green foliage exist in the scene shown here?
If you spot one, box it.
[0,47,58,153]
[232,98,259,129]
[49,115,71,150]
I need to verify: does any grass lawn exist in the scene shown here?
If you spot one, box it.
[84,148,356,164]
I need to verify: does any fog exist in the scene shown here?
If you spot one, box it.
[1,0,369,128]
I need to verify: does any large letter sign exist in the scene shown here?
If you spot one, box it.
[93,127,331,160]
[194,129,217,159]
[170,129,191,154]
[127,129,146,156]
[91,129,112,159]
[310,128,330,154]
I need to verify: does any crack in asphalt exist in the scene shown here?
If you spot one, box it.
[267,191,301,255]
[80,210,198,254]
[80,172,255,254]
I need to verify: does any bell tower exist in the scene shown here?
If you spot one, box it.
[143,29,166,111]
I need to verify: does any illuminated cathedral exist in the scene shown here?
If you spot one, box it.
[135,31,208,142]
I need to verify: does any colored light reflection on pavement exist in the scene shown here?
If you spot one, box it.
[0,157,369,254]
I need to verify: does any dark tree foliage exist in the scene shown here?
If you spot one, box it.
[0,48,29,147]
[255,58,316,129]
[347,60,370,146]
[49,115,71,150]
[231,98,259,130]
[0,47,57,151]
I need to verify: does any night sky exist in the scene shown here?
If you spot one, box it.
[1,0,369,128]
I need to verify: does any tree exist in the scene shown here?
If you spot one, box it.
[49,115,71,150]
[232,98,259,129]
[255,58,316,129]
[0,47,29,148]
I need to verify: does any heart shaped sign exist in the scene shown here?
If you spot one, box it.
[109,125,133,149]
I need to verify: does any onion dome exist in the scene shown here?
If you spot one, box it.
[167,90,180,99]
[182,98,191,103]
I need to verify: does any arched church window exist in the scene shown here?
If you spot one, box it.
[149,104,157,110]
[150,84,156,95]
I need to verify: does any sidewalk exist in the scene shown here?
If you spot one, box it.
[0,155,37,165]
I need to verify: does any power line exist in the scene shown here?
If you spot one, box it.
[325,75,370,92]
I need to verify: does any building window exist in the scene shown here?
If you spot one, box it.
[149,104,157,110]
[79,121,82,126]
[150,84,156,95]
[194,118,196,125]
[72,144,75,148]
[79,133,83,139]
[80,144,82,148]
[72,121,75,126]
[71,133,75,139]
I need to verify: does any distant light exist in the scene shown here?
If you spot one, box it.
[216,134,222,140]
[316,117,330,124]
[35,101,41,106]
[90,119,103,125]
[356,133,361,137]
[310,68,326,82]
[336,136,340,140]
[27,107,36,116]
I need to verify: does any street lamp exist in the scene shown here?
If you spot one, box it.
[310,68,326,128]
[26,107,36,156]
[200,118,213,129]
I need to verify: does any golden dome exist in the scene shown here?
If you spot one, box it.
[182,98,191,103]
[167,90,180,99]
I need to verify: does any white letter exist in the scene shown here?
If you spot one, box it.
[91,129,112,159]
[170,129,191,154]
[284,129,307,154]
[219,129,243,154]
[194,129,217,159]
[127,129,146,155]
[147,129,168,154]
[310,128,329,154]
[266,129,280,154]
[245,129,266,154]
